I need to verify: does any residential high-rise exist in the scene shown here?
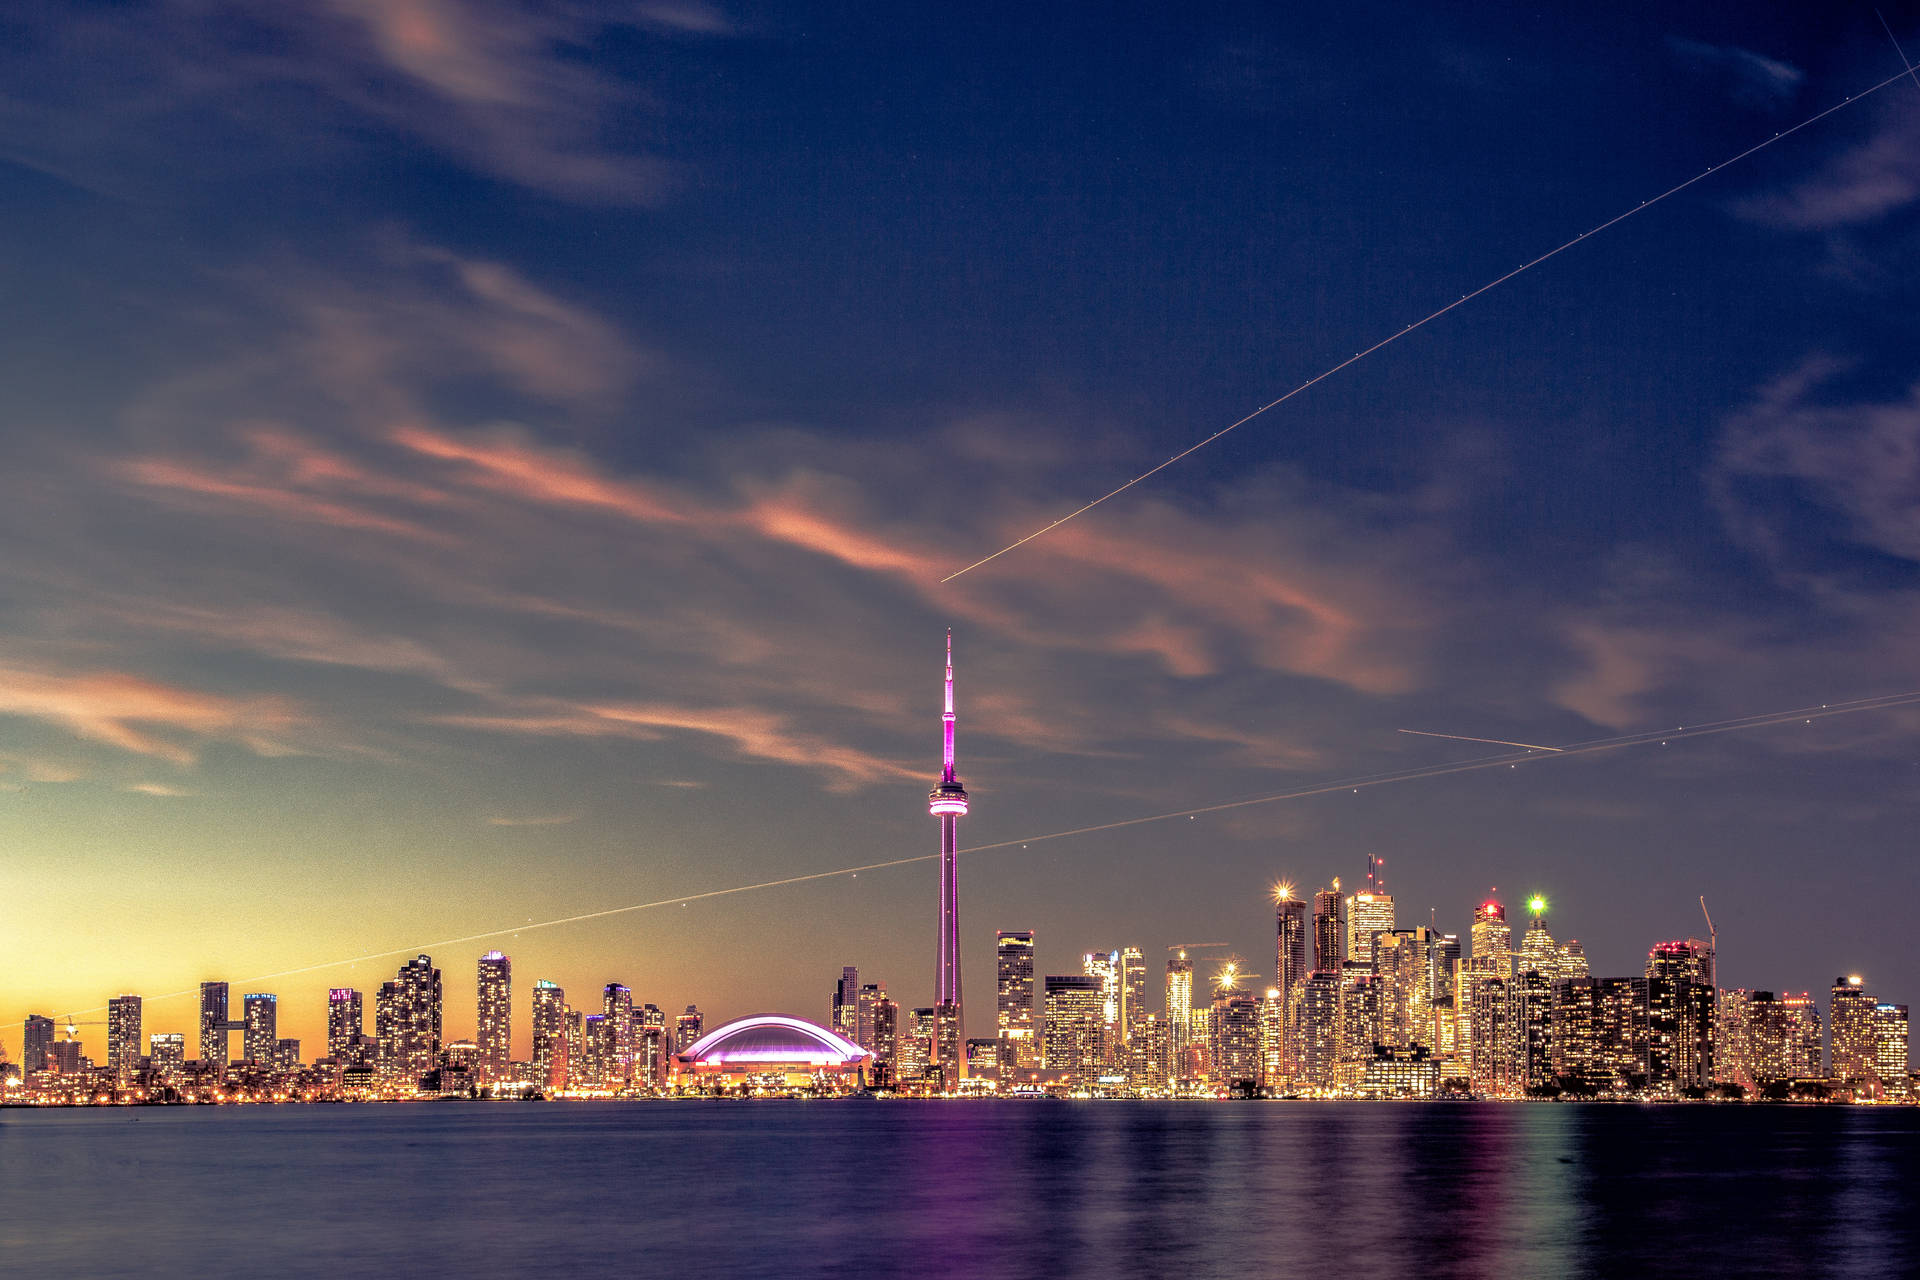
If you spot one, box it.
[1517,968,1555,1091]
[603,983,634,1082]
[531,981,566,1079]
[1293,971,1343,1088]
[996,931,1037,1072]
[1257,988,1286,1088]
[1210,979,1261,1089]
[389,955,443,1088]
[928,630,970,1085]
[637,1004,668,1086]
[149,1033,185,1081]
[1830,976,1878,1089]
[1312,883,1343,971]
[1166,951,1194,1071]
[674,1004,703,1055]
[900,1008,936,1083]
[1042,974,1105,1084]
[242,994,277,1066]
[327,989,363,1061]
[199,982,232,1073]
[1748,991,1821,1084]
[1646,941,1714,1095]
[1872,1003,1910,1100]
[1716,987,1757,1090]
[23,1014,56,1078]
[107,995,142,1079]
[477,952,511,1083]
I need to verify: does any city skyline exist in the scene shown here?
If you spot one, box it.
[6,5,1920,1056]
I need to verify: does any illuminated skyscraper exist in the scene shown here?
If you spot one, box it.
[1120,946,1147,1045]
[107,995,142,1080]
[1274,884,1308,1066]
[674,1004,703,1055]
[1209,977,1261,1089]
[199,981,232,1074]
[637,1004,668,1086]
[1258,988,1286,1088]
[1312,883,1343,971]
[477,952,511,1083]
[1517,968,1555,1091]
[1716,987,1757,1091]
[1346,860,1395,969]
[1375,929,1435,1050]
[996,931,1036,1072]
[1166,951,1194,1070]
[1872,1003,1909,1100]
[532,981,566,1079]
[603,983,634,1082]
[830,966,860,1044]
[1830,976,1877,1089]
[868,992,898,1083]
[242,994,277,1067]
[1293,971,1343,1088]
[1748,991,1820,1086]
[327,989,363,1062]
[928,630,970,1085]
[389,955,443,1088]
[1084,950,1120,1063]
[149,1033,185,1082]
[1042,975,1104,1084]
[1646,941,1714,1095]
[23,1014,55,1078]
[1471,899,1512,973]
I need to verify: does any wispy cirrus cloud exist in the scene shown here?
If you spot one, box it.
[439,700,920,791]
[1666,36,1803,109]
[0,0,710,205]
[0,662,297,764]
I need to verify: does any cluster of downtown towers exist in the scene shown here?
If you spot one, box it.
[6,637,1912,1100]
[981,871,1911,1100]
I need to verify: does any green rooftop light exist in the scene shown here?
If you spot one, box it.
[1527,894,1548,915]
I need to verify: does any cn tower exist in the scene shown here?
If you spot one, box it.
[928,629,969,1085]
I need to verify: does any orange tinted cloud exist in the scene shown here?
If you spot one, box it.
[392,425,696,525]
[0,664,295,764]
[439,699,918,790]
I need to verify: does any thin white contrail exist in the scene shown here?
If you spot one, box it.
[15,688,1917,1028]
[1877,10,1920,92]
[1398,728,1564,752]
[939,66,1916,583]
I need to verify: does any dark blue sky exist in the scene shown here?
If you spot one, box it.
[3,1,1918,1050]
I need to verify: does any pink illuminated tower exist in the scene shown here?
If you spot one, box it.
[928,630,969,1087]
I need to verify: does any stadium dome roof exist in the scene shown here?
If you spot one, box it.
[676,1015,871,1068]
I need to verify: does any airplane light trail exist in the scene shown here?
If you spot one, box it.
[1398,729,1564,752]
[13,688,1920,1030]
[938,65,1915,583]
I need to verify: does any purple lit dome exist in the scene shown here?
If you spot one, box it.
[677,1015,871,1068]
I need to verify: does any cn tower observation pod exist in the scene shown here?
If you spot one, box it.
[672,1015,873,1087]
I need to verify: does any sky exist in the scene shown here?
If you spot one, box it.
[4,2,1920,1061]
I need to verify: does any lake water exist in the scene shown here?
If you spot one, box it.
[3,1101,1916,1278]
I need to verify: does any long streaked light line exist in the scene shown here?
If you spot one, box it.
[1398,728,1564,752]
[939,66,1913,583]
[13,688,1920,1028]
[1877,10,1920,92]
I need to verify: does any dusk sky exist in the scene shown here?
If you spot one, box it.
[5,2,1920,1056]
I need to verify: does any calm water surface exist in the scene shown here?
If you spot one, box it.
[3,1101,1916,1279]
